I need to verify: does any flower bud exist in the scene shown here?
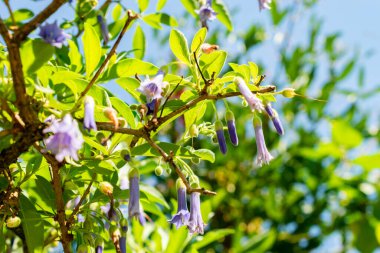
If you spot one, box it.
[99,181,113,196]
[121,150,131,162]
[118,117,127,128]
[6,216,21,228]
[103,107,119,129]
[215,120,227,154]
[95,237,104,253]
[165,167,172,174]
[226,110,238,146]
[281,88,296,98]
[200,43,219,54]
[155,166,163,176]
[189,124,199,138]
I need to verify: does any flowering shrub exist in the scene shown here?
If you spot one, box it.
[0,0,375,252]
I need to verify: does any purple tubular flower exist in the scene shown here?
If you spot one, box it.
[168,180,190,228]
[258,0,272,11]
[215,120,227,154]
[39,21,70,48]
[137,70,166,101]
[226,110,238,146]
[97,15,109,44]
[119,220,127,253]
[253,115,273,166]
[95,237,103,253]
[146,98,157,115]
[138,212,146,226]
[188,192,205,234]
[84,96,97,131]
[234,77,264,112]
[195,0,217,28]
[264,103,284,135]
[43,114,83,162]
[128,168,140,219]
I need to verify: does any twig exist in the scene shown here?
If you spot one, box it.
[0,18,11,43]
[14,0,67,42]
[193,51,208,86]
[3,0,16,26]
[66,173,96,229]
[159,77,183,118]
[74,10,138,109]
[96,122,143,136]
[49,159,72,253]
[143,134,216,196]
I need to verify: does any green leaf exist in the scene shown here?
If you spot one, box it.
[180,0,197,17]
[192,229,234,250]
[83,136,109,155]
[116,77,145,103]
[192,149,215,163]
[140,184,169,209]
[109,58,159,78]
[7,9,34,24]
[213,0,233,31]
[19,194,44,253]
[33,176,56,208]
[133,25,146,60]
[191,27,207,53]
[156,0,168,11]
[169,29,191,65]
[68,40,83,72]
[181,90,208,130]
[351,217,378,253]
[138,0,149,12]
[239,229,277,252]
[112,3,123,21]
[248,62,259,80]
[352,154,380,171]
[83,22,102,78]
[331,120,362,149]
[20,39,54,75]
[200,50,227,79]
[165,227,188,253]
[109,97,136,128]
[142,13,163,29]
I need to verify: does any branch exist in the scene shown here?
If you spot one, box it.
[0,18,11,43]
[14,0,67,42]
[96,122,143,136]
[49,158,72,253]
[66,173,96,229]
[143,134,216,196]
[74,10,138,109]
[156,86,276,130]
[159,77,183,118]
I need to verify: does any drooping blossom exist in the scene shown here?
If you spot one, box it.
[226,110,238,146]
[95,237,104,253]
[234,77,264,112]
[84,96,97,131]
[97,15,110,44]
[215,120,227,154]
[138,210,147,226]
[169,180,190,228]
[128,168,141,219]
[39,21,70,48]
[188,192,205,234]
[264,103,284,135]
[119,219,128,253]
[43,114,83,162]
[258,0,272,11]
[253,114,273,166]
[195,0,217,28]
[200,43,219,54]
[137,70,166,101]
[103,107,119,129]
